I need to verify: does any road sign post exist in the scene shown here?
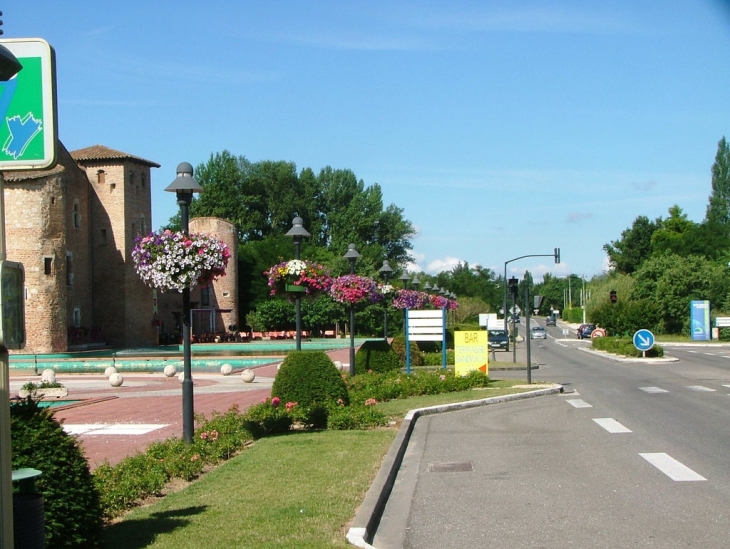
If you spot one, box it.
[633,329,655,358]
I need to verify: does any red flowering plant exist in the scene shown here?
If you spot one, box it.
[329,275,382,305]
[132,230,230,292]
[264,259,333,296]
[430,295,449,309]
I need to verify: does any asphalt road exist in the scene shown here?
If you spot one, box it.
[373,324,730,548]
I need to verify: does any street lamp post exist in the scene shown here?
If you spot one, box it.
[378,260,393,340]
[343,244,360,376]
[285,216,311,350]
[165,162,203,443]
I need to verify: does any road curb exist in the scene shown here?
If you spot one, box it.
[346,383,564,548]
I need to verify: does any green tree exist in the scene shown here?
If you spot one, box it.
[632,253,730,334]
[705,136,730,227]
[650,205,698,256]
[603,215,659,274]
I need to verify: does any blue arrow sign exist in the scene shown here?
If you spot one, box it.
[633,329,655,352]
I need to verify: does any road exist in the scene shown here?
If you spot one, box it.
[374,322,730,548]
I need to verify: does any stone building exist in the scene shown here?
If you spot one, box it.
[3,143,239,353]
[3,143,160,353]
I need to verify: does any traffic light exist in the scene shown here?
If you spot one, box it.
[554,247,560,264]
[609,290,617,304]
[508,277,519,298]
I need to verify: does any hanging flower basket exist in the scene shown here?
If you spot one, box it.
[265,259,332,296]
[132,230,231,293]
[329,275,381,304]
[391,289,431,310]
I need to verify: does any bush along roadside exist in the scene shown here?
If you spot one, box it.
[591,336,664,358]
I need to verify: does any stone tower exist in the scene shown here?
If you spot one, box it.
[71,145,160,349]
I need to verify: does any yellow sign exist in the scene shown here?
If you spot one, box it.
[454,331,488,376]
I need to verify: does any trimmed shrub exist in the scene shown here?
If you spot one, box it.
[10,398,104,548]
[272,350,349,408]
[390,335,424,366]
[327,403,388,430]
[592,336,664,358]
[354,339,401,374]
[422,349,455,366]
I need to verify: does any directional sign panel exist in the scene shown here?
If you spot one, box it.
[0,38,57,170]
[633,329,655,352]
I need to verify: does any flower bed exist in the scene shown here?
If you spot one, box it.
[132,230,231,292]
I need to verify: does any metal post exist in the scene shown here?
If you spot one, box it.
[179,196,194,443]
[294,239,302,351]
[286,217,310,351]
[344,244,360,376]
[165,162,203,445]
[525,278,532,384]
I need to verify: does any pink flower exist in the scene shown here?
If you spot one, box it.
[365,398,378,406]
[285,401,297,411]
[271,397,281,407]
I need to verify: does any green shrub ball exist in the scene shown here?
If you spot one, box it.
[272,350,349,407]
[354,339,402,375]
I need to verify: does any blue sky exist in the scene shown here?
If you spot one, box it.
[8,1,730,281]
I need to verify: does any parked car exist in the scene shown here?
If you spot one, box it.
[577,323,596,339]
[530,326,547,339]
[545,316,556,327]
[487,329,510,351]
[511,314,520,324]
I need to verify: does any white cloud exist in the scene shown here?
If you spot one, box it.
[426,256,463,274]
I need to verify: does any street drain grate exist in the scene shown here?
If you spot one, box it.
[428,461,473,473]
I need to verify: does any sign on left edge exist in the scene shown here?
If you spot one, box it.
[0,38,57,170]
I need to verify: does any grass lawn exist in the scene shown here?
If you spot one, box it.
[103,381,541,549]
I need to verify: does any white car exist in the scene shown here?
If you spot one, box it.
[530,326,547,340]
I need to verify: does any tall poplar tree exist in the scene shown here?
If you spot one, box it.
[705,136,730,226]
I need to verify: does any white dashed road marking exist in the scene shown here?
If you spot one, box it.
[566,399,592,408]
[593,418,632,433]
[639,453,706,481]
[685,385,716,392]
[64,424,169,435]
[640,387,669,394]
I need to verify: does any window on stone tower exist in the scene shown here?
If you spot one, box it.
[73,200,81,228]
[73,308,81,328]
[97,170,105,184]
[201,285,210,306]
[43,257,53,275]
[66,252,74,286]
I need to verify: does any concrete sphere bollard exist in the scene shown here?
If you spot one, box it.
[109,373,124,387]
[241,368,256,383]
[104,366,117,378]
[178,372,185,383]
[221,363,233,376]
[163,364,177,377]
[41,369,56,384]
[333,360,346,372]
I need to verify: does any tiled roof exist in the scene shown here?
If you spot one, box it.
[70,145,160,168]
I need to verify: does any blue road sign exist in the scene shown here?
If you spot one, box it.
[633,329,655,352]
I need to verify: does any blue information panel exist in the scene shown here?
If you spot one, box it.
[690,300,710,341]
[633,329,655,352]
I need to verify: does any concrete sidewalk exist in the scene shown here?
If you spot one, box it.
[10,347,353,469]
